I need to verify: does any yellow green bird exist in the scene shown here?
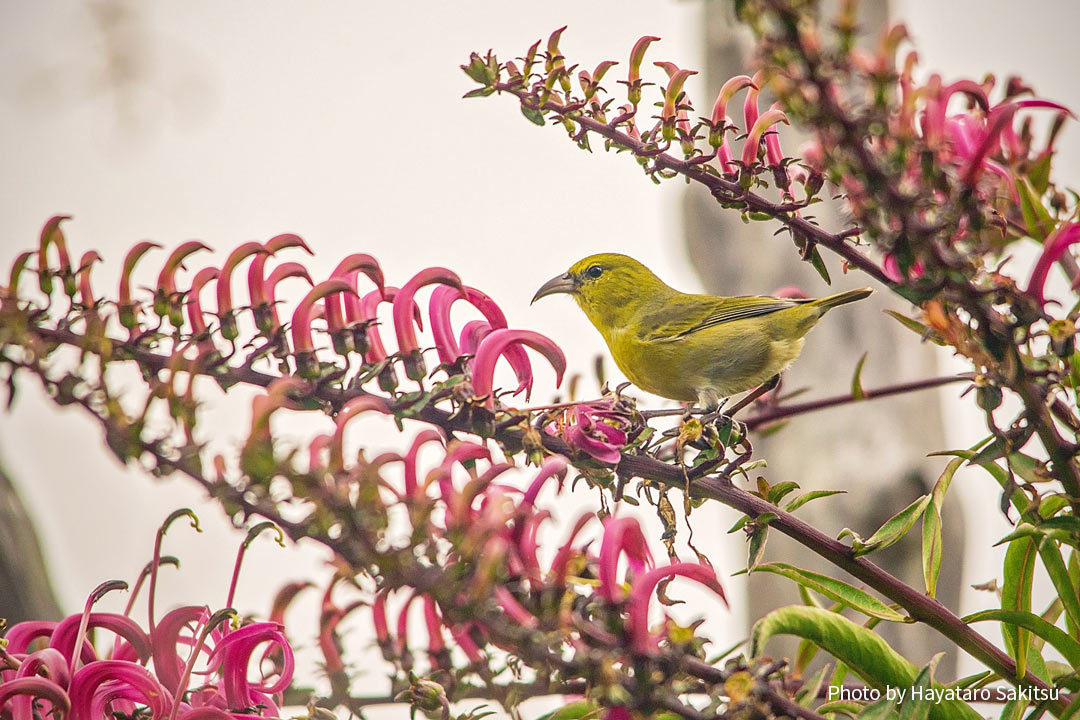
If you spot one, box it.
[532,253,872,410]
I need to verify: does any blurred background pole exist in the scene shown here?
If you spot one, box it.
[0,464,61,624]
[684,0,964,676]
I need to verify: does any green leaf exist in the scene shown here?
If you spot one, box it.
[1001,537,1038,679]
[520,105,546,126]
[922,458,961,597]
[1036,539,1080,642]
[816,701,863,717]
[534,701,598,720]
[751,562,908,622]
[463,86,496,99]
[767,481,800,505]
[846,495,932,557]
[898,654,943,720]
[785,489,846,513]
[749,607,980,720]
[809,246,832,284]
[1017,177,1056,241]
[964,609,1080,668]
[858,698,902,720]
[747,524,769,571]
[883,310,944,345]
[851,352,868,400]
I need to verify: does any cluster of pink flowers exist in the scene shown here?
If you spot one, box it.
[0,517,295,720]
[17,218,567,406]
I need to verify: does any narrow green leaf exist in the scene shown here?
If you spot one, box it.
[747,525,768,570]
[964,609,1080,667]
[922,458,961,597]
[767,481,800,505]
[809,246,831,284]
[816,701,863,717]
[786,489,846,513]
[849,495,932,557]
[1017,177,1056,241]
[1036,539,1080,642]
[1001,538,1038,679]
[858,698,902,720]
[898,653,943,720]
[751,562,908,622]
[851,352,868,400]
[750,607,980,720]
[796,663,831,708]
[883,310,944,345]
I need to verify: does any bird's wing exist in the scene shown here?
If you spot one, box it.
[639,295,808,341]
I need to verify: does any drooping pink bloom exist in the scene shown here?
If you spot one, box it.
[328,395,391,472]
[215,242,267,340]
[562,404,629,465]
[1027,223,1080,306]
[208,622,293,715]
[626,36,661,104]
[402,429,446,496]
[741,107,789,169]
[118,241,162,333]
[471,329,566,408]
[76,250,103,309]
[494,586,539,629]
[393,267,465,381]
[598,515,653,603]
[290,278,356,354]
[549,512,597,588]
[38,214,74,296]
[626,562,728,654]
[709,74,756,148]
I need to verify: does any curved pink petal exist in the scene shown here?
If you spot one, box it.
[246,234,311,312]
[627,36,661,86]
[1028,223,1080,306]
[550,512,598,587]
[521,455,568,509]
[393,267,464,357]
[290,278,356,353]
[742,70,766,137]
[711,74,757,129]
[157,241,211,298]
[458,320,493,356]
[428,285,508,365]
[76,250,103,308]
[215,242,267,321]
[327,254,385,333]
[49,613,150,671]
[741,107,789,168]
[403,429,445,495]
[185,267,220,338]
[472,329,566,409]
[151,606,209,695]
[38,215,74,295]
[359,286,421,362]
[68,661,172,720]
[494,586,538,629]
[627,563,727,654]
[598,516,653,603]
[328,395,391,471]
[0,677,71,720]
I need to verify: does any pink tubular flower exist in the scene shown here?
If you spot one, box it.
[521,455,568,510]
[458,320,493,356]
[549,512,597,588]
[0,677,71,719]
[881,253,925,284]
[118,241,163,333]
[741,107,789,168]
[185,268,219,349]
[627,563,728,655]
[156,241,211,304]
[209,622,293,714]
[393,267,465,381]
[709,74,756,148]
[246,234,311,308]
[403,429,446,496]
[38,214,74,296]
[598,515,653,602]
[329,395,391,472]
[1028,223,1080,306]
[325,254,384,351]
[76,250,103,309]
[494,586,539,629]
[742,70,766,137]
[68,661,173,720]
[654,62,697,142]
[471,329,566,408]
[215,242,267,339]
[562,404,629,465]
[626,35,661,104]
[290,278,356,355]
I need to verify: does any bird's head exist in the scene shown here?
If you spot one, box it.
[531,253,671,333]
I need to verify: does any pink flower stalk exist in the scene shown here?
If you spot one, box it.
[328,395,391,472]
[215,242,267,339]
[38,215,74,296]
[741,107,789,168]
[1028,223,1080,306]
[403,429,446,496]
[598,515,654,603]
[627,562,728,654]
[118,241,162,332]
[76,251,103,309]
[709,74,756,148]
[147,509,202,635]
[289,278,356,354]
[471,329,566,409]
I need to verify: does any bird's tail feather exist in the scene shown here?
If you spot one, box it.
[813,287,873,311]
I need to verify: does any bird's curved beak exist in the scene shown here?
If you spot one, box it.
[531,272,578,305]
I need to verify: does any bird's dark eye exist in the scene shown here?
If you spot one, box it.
[586,265,604,279]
